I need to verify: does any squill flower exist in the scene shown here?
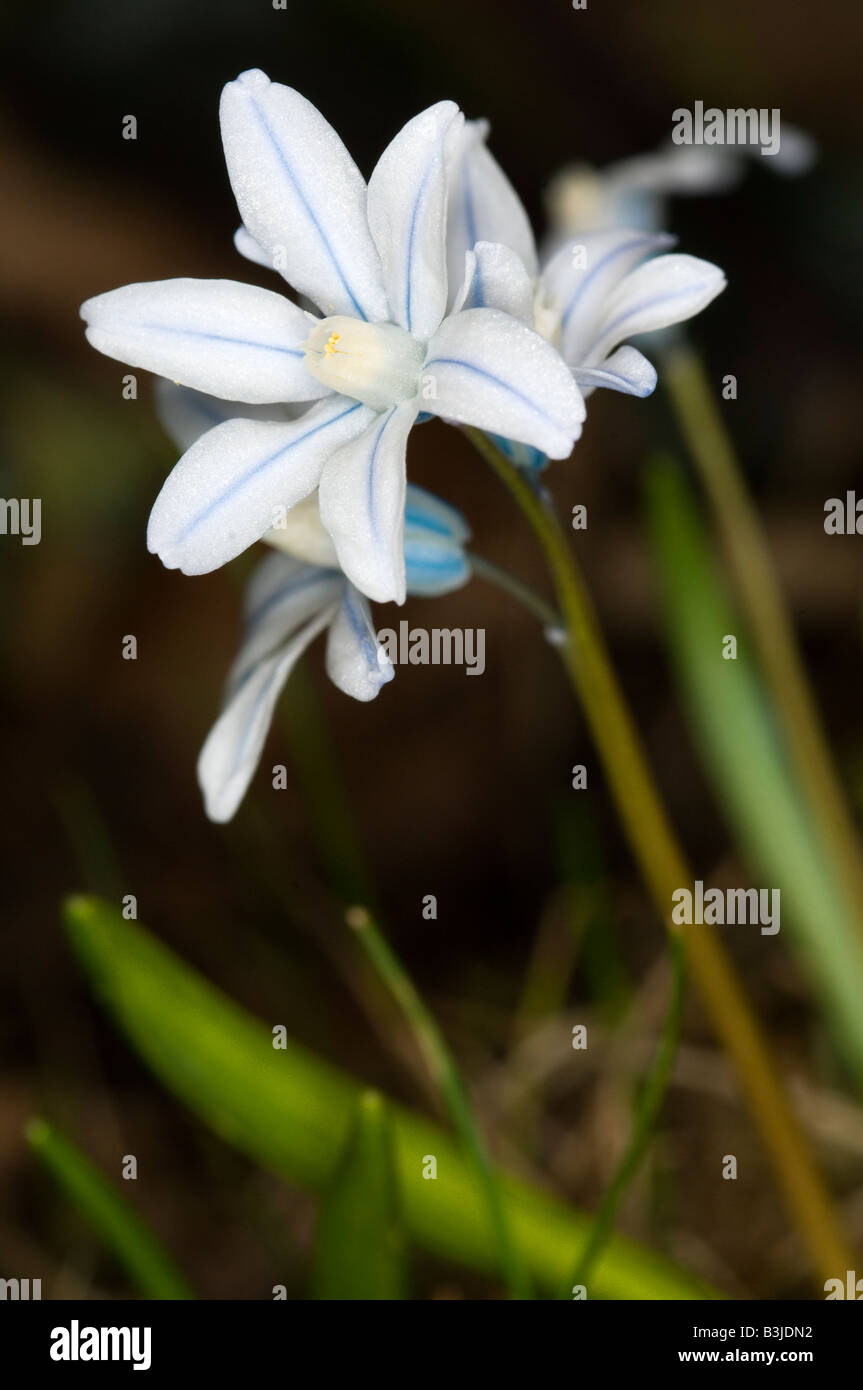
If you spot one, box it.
[445,122,727,439]
[153,381,470,821]
[197,480,472,823]
[80,70,585,605]
[544,128,817,243]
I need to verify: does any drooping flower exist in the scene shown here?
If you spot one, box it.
[445,122,727,430]
[153,381,471,821]
[80,70,585,604]
[197,486,472,823]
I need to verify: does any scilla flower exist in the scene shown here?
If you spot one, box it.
[80,70,585,605]
[544,128,817,243]
[154,381,470,821]
[198,487,471,823]
[445,122,727,437]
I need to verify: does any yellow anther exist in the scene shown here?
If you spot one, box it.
[324,331,340,358]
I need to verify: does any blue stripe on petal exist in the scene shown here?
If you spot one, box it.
[246,93,371,321]
[139,322,305,358]
[424,356,561,434]
[177,402,364,544]
[559,234,661,332]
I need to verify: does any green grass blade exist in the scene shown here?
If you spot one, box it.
[565,936,687,1297]
[311,1090,408,1300]
[26,1117,194,1300]
[63,894,718,1300]
[346,905,530,1299]
[645,459,863,1085]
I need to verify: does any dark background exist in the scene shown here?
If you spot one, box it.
[1,0,862,1298]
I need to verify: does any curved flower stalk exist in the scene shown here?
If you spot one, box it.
[544,127,817,243]
[80,70,585,605]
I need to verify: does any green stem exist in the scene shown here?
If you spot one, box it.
[463,424,855,1289]
[27,1117,194,1299]
[664,343,863,936]
[566,936,686,1296]
[469,552,562,631]
[345,904,531,1299]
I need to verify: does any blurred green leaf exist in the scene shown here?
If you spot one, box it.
[311,1090,408,1300]
[26,1117,194,1300]
[567,936,686,1297]
[645,459,863,1086]
[64,894,718,1300]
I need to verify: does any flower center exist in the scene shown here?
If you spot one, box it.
[533,284,562,348]
[303,316,425,411]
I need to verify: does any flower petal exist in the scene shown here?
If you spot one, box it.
[423,307,585,459]
[403,483,471,596]
[573,345,657,398]
[198,602,337,823]
[540,230,674,367]
[318,403,417,604]
[148,396,374,575]
[583,253,726,363]
[450,241,534,322]
[447,120,538,306]
[325,583,394,701]
[234,224,275,269]
[404,483,470,543]
[154,380,301,453]
[230,551,343,691]
[220,69,388,321]
[366,100,463,339]
[81,278,325,404]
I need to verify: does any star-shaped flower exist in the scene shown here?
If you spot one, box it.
[81,70,585,603]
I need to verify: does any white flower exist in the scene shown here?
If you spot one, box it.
[80,70,585,604]
[446,122,727,413]
[544,128,817,242]
[196,481,472,824]
[153,379,471,821]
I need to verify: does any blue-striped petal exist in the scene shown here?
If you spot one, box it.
[318,403,417,604]
[198,601,336,823]
[367,101,463,339]
[423,308,584,460]
[580,254,726,364]
[403,483,471,596]
[446,120,538,307]
[148,396,374,575]
[540,230,673,367]
[325,583,394,700]
[220,70,389,322]
[230,552,342,692]
[573,345,658,398]
[451,241,534,321]
[81,278,325,404]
